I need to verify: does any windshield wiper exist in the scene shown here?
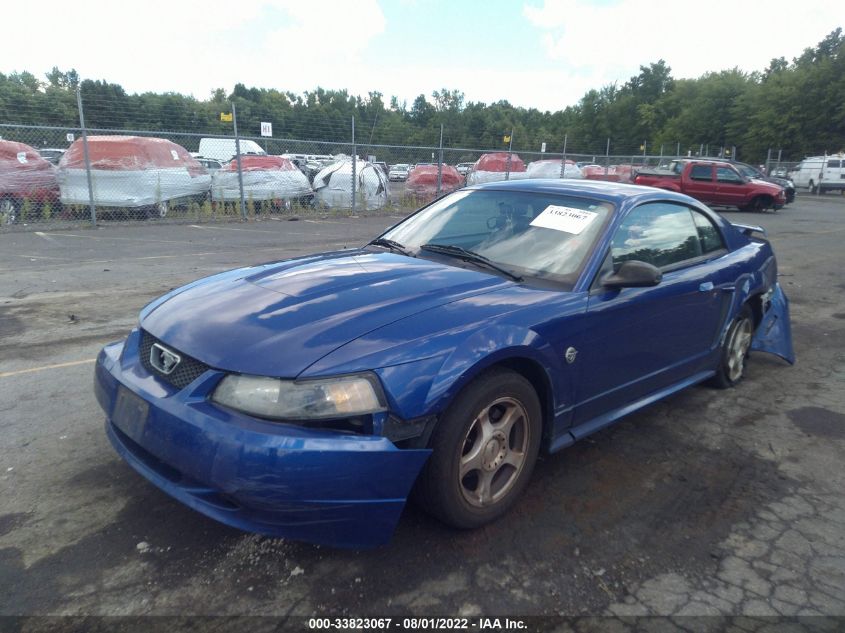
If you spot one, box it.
[420,243,523,282]
[368,237,413,257]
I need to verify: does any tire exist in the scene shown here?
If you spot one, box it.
[414,368,542,528]
[0,197,19,225]
[710,305,754,389]
[145,200,169,219]
[743,196,767,213]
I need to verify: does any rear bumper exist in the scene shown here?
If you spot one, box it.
[95,332,430,548]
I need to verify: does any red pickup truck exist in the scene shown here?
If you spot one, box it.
[634,159,786,212]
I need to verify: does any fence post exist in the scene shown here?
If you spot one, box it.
[559,134,568,179]
[605,138,610,176]
[766,149,772,174]
[676,142,680,157]
[505,128,514,180]
[351,116,357,214]
[436,124,444,196]
[76,86,96,226]
[232,102,246,219]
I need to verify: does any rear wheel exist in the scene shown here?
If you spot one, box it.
[710,305,754,389]
[414,369,542,528]
[0,197,19,225]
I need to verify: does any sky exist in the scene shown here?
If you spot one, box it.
[2,0,841,112]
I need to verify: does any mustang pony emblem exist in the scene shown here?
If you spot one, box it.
[150,343,181,375]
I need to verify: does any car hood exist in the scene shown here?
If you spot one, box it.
[140,250,510,377]
[750,178,784,191]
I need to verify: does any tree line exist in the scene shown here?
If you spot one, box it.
[0,29,842,163]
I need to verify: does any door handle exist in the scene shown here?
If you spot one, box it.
[699,281,714,292]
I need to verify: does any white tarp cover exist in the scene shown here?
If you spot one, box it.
[60,168,211,207]
[466,170,530,186]
[313,159,388,210]
[527,160,584,179]
[211,158,311,202]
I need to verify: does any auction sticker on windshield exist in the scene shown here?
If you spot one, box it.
[530,206,598,234]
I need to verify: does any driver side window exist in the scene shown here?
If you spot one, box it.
[611,202,702,270]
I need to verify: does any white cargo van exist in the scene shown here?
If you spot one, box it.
[788,154,845,193]
[197,138,266,163]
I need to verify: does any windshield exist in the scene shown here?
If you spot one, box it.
[381,189,613,288]
[736,164,758,178]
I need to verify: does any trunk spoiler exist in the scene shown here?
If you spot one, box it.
[732,223,767,237]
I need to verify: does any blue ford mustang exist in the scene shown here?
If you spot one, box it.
[94,180,794,548]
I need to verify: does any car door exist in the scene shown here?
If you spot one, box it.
[683,163,716,203]
[714,165,748,207]
[571,201,729,429]
[822,158,842,190]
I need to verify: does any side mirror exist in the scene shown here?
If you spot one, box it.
[602,260,662,288]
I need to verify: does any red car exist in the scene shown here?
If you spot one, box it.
[635,159,785,211]
[405,165,463,202]
[0,140,60,224]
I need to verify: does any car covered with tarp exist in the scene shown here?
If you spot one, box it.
[59,136,211,217]
[526,159,584,180]
[466,152,529,185]
[582,164,635,183]
[313,158,388,210]
[0,140,60,224]
[405,164,464,202]
[211,155,312,206]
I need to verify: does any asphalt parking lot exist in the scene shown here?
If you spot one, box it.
[1,197,844,622]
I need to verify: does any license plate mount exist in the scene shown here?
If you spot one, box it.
[112,386,149,441]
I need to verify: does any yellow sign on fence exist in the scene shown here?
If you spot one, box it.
[220,112,233,122]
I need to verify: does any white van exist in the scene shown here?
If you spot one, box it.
[788,154,845,193]
[197,138,266,163]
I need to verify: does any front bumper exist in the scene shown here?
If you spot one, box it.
[94,331,431,548]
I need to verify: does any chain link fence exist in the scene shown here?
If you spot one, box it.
[1,89,802,230]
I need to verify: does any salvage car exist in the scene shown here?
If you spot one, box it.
[405,164,464,202]
[1,140,61,224]
[95,180,794,548]
[59,136,211,218]
[211,155,312,207]
[388,164,410,181]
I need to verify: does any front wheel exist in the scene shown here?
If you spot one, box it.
[710,306,754,388]
[742,196,768,213]
[414,369,542,528]
[145,200,169,219]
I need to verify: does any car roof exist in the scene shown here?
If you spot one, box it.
[469,177,682,205]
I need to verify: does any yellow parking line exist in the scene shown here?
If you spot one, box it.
[0,358,96,378]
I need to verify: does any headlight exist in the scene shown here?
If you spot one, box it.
[212,372,387,421]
